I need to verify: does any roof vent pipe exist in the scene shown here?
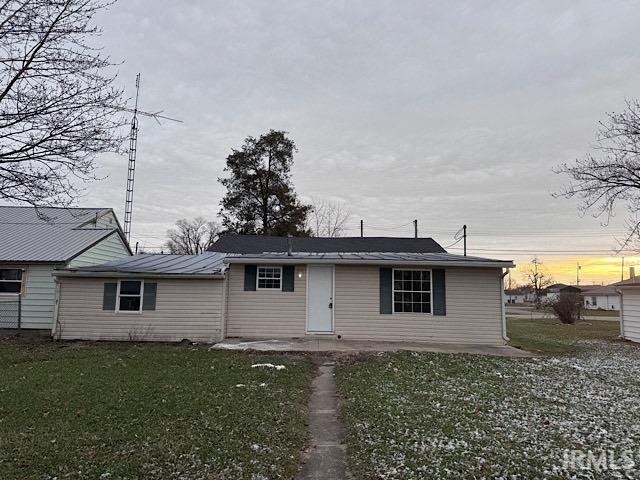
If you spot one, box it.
[287,235,293,256]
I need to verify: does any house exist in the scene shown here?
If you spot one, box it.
[544,283,569,301]
[52,253,225,342]
[614,277,640,342]
[53,235,515,345]
[504,286,534,304]
[0,207,131,330]
[579,285,620,310]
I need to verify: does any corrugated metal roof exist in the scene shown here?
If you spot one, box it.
[209,235,447,254]
[224,251,514,268]
[0,206,121,262]
[61,252,227,276]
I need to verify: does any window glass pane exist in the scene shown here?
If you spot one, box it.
[120,281,141,295]
[119,296,141,311]
[258,268,281,289]
[0,282,21,293]
[0,269,21,281]
[392,269,432,314]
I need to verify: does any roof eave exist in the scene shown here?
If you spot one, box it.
[53,270,225,279]
[223,257,515,268]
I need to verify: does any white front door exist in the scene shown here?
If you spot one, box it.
[307,265,334,333]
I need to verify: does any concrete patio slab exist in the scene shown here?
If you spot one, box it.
[212,337,535,357]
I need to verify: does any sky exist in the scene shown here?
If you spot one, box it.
[20,1,640,285]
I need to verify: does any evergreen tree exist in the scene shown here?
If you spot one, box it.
[219,130,311,235]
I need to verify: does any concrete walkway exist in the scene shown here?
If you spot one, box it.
[296,360,348,480]
[213,338,534,357]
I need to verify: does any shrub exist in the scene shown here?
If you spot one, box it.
[550,292,582,324]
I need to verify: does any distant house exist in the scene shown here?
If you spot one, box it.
[544,283,569,301]
[0,207,131,330]
[579,285,620,310]
[505,286,534,304]
[53,235,515,345]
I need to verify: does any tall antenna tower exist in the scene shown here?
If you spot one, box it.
[121,74,182,244]
[123,73,141,243]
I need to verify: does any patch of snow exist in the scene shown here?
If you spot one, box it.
[251,363,285,370]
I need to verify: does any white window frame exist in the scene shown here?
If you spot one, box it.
[256,266,283,291]
[115,279,144,313]
[392,268,433,315]
[0,268,23,296]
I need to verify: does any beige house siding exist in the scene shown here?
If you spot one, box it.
[225,263,307,337]
[621,288,640,343]
[225,263,504,344]
[56,277,224,342]
[333,265,504,344]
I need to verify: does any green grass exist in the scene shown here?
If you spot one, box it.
[507,317,620,354]
[336,341,640,479]
[0,337,312,479]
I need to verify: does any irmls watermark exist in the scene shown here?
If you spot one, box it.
[562,449,638,472]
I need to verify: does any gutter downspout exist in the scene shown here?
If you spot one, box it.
[616,288,624,339]
[222,268,230,341]
[52,277,61,340]
[500,269,510,343]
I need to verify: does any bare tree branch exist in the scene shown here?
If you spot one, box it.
[308,197,352,237]
[0,0,126,207]
[555,99,640,250]
[165,217,221,255]
[524,257,553,308]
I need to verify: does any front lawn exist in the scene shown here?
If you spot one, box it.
[0,337,312,479]
[507,317,620,354]
[336,321,640,479]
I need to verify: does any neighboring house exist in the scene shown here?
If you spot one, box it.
[579,285,620,310]
[544,283,569,301]
[0,207,131,330]
[54,235,515,345]
[504,286,534,304]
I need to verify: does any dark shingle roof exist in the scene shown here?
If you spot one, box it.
[209,235,447,254]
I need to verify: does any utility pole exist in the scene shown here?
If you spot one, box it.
[463,224,467,256]
[360,219,363,238]
[413,219,418,238]
[622,257,625,282]
[576,261,581,286]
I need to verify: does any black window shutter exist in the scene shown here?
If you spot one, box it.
[102,282,117,310]
[244,265,257,291]
[379,268,392,314]
[282,266,295,292]
[432,269,446,316]
[143,282,157,310]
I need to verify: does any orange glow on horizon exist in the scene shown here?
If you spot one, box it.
[510,256,640,286]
